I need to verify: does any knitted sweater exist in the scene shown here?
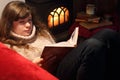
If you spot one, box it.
[4,26,56,62]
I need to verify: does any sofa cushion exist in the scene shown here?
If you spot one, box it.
[0,42,58,80]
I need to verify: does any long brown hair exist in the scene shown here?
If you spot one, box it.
[0,1,54,45]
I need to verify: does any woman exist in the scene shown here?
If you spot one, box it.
[0,1,56,65]
[0,1,120,80]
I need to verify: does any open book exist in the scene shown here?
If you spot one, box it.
[41,27,79,74]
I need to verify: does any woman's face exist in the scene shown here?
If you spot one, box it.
[12,15,33,36]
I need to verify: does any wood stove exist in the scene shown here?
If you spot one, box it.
[26,0,73,36]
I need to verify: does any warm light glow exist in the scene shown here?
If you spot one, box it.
[48,6,69,28]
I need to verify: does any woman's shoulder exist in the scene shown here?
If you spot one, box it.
[38,29,56,43]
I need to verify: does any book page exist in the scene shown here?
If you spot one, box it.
[41,27,79,74]
[45,27,79,47]
[67,27,79,46]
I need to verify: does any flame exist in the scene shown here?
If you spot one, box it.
[48,6,69,28]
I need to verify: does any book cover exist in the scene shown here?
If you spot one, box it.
[79,21,113,30]
[75,12,100,23]
[41,27,79,74]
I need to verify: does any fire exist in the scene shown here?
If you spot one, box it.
[48,6,69,28]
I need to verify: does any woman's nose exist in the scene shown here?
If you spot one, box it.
[25,22,31,28]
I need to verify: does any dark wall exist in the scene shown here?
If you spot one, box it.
[25,0,73,24]
[25,0,60,23]
[73,0,118,17]
[26,0,119,22]
[117,0,120,14]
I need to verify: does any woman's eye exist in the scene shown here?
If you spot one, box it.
[19,21,25,24]
[28,19,32,22]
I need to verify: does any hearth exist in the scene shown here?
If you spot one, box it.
[26,0,73,36]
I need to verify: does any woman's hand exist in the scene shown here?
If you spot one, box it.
[32,57,44,66]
